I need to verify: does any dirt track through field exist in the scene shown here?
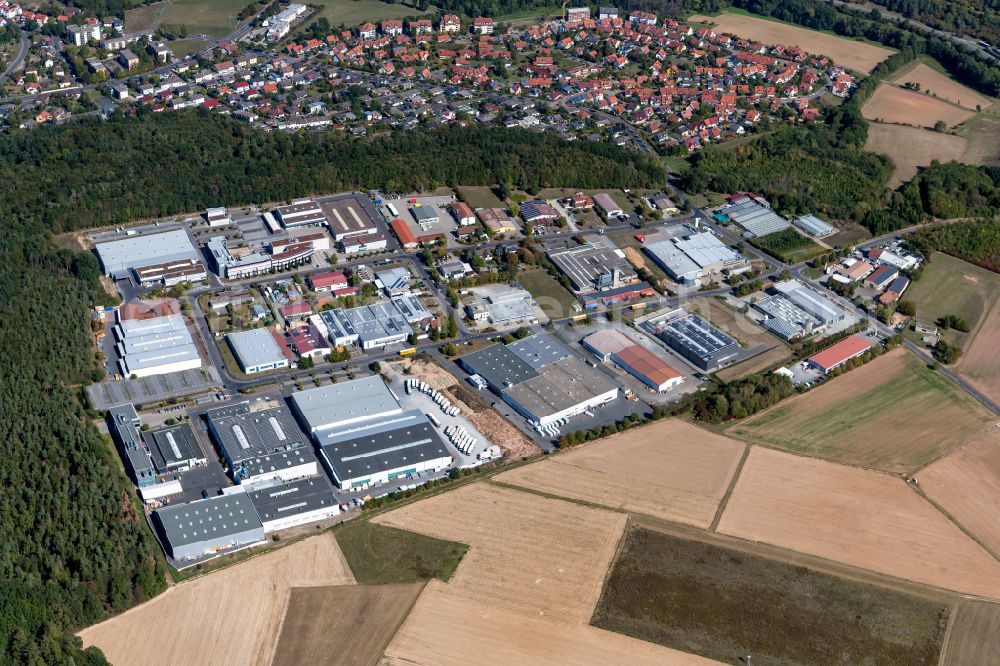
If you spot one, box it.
[862,83,975,128]
[375,482,723,665]
[717,447,1000,598]
[79,534,356,666]
[689,12,893,72]
[919,427,1000,558]
[496,419,745,528]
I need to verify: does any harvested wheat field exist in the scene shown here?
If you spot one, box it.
[892,62,994,111]
[919,427,1000,557]
[79,533,356,666]
[941,599,1000,666]
[728,348,994,473]
[717,447,1000,598]
[865,122,970,186]
[496,419,745,528]
[273,583,422,666]
[862,83,975,128]
[956,298,1000,407]
[376,482,723,665]
[689,12,893,72]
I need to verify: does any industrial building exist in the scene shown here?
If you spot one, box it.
[793,214,835,238]
[464,287,536,326]
[133,257,207,287]
[319,195,378,241]
[234,447,320,488]
[96,229,201,279]
[205,207,231,227]
[582,329,683,392]
[226,328,291,374]
[719,194,791,238]
[459,336,618,427]
[476,207,517,235]
[643,309,741,371]
[153,494,265,561]
[313,296,431,350]
[807,335,871,374]
[275,199,327,228]
[204,398,310,471]
[520,201,559,225]
[753,280,845,341]
[246,477,340,532]
[107,403,156,487]
[547,242,638,293]
[644,230,750,285]
[290,376,400,433]
[593,192,623,217]
[146,423,207,473]
[387,199,455,247]
[114,314,202,378]
[341,231,388,254]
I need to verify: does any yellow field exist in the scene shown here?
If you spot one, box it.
[79,534,356,665]
[689,12,893,73]
[496,419,745,528]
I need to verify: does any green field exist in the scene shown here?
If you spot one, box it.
[516,267,579,319]
[298,0,425,31]
[594,526,947,666]
[728,350,993,473]
[456,186,505,209]
[335,521,467,584]
[157,0,250,38]
[904,252,1000,349]
[124,2,168,32]
[750,228,826,263]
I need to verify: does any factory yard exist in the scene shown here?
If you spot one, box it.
[862,83,976,128]
[272,583,423,666]
[376,482,718,665]
[79,533,356,666]
[941,600,1000,666]
[594,525,947,666]
[728,349,995,473]
[689,11,894,73]
[891,62,994,111]
[496,419,745,528]
[717,446,1000,598]
[918,427,1000,557]
[865,123,970,187]
[686,297,790,381]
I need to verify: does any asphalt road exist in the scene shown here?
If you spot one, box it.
[0,33,29,85]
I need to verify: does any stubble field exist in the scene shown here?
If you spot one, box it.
[862,83,976,128]
[891,62,994,111]
[272,583,422,666]
[689,12,894,73]
[956,297,1000,406]
[717,446,1000,597]
[79,533,356,665]
[375,482,722,665]
[727,349,994,473]
[941,600,1000,666]
[918,427,1000,557]
[496,419,745,528]
[865,123,970,187]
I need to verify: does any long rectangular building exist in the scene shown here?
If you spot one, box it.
[275,199,326,228]
[146,423,206,473]
[96,229,200,279]
[204,398,310,470]
[153,494,265,561]
[114,314,202,378]
[644,309,740,371]
[581,329,683,392]
[246,476,340,532]
[227,328,290,375]
[289,376,401,433]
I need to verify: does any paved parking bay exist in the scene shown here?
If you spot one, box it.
[87,367,220,409]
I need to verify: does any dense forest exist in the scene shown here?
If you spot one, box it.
[907,217,1000,272]
[0,113,662,663]
[872,0,1000,45]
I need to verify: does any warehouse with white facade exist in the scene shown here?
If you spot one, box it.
[246,476,340,532]
[226,328,290,374]
[114,314,202,378]
[95,229,201,279]
[153,494,265,561]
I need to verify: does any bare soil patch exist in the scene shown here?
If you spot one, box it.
[956,297,1000,406]
[496,419,745,528]
[865,122,970,187]
[862,83,975,128]
[376,482,721,665]
[941,599,1000,666]
[717,447,1000,598]
[690,12,893,73]
[919,426,1000,557]
[727,348,995,473]
[79,533,355,666]
[892,63,994,111]
[273,583,422,666]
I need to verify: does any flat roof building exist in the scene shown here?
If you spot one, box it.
[581,328,683,392]
[507,333,572,369]
[314,297,428,350]
[235,447,320,488]
[644,231,750,285]
[807,335,871,374]
[458,343,540,392]
[114,314,202,378]
[107,403,157,487]
[95,229,200,279]
[246,477,340,532]
[464,287,536,326]
[644,309,740,371]
[153,494,264,561]
[146,423,206,473]
[319,195,378,241]
[316,409,452,490]
[275,199,326,228]
[547,242,638,293]
[204,398,309,470]
[720,195,791,238]
[226,328,290,375]
[290,376,401,434]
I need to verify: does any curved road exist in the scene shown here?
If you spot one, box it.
[0,33,29,85]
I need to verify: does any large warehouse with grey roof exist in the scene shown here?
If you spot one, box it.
[95,229,201,279]
[153,494,265,562]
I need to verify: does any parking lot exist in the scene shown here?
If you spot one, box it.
[88,367,221,409]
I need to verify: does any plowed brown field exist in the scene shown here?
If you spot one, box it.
[496,419,745,527]
[79,533,355,666]
[717,447,1000,598]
